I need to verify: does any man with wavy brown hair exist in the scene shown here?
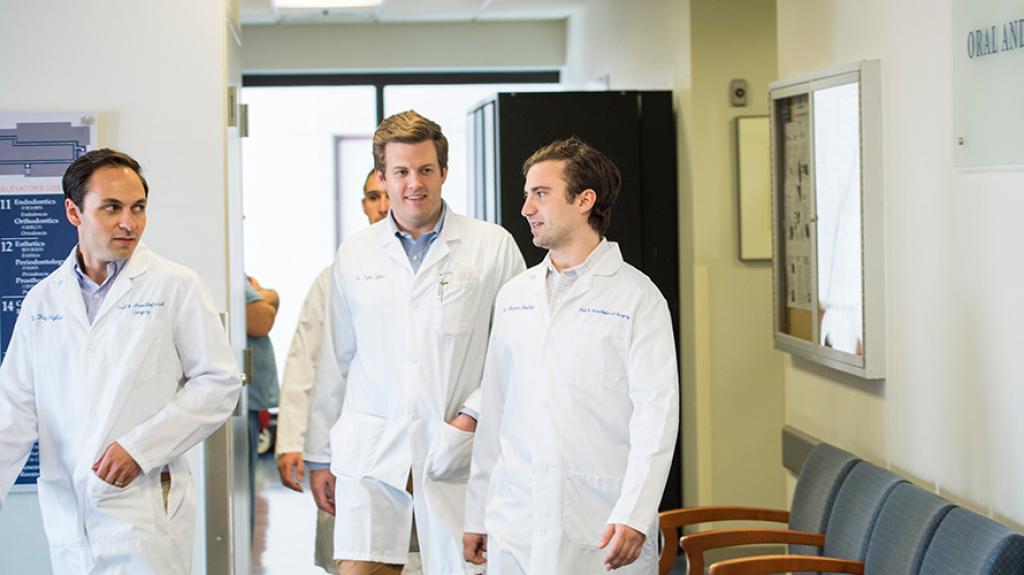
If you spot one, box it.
[305,111,525,575]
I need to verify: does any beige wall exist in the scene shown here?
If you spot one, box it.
[562,0,786,512]
[681,0,785,511]
[242,20,566,72]
[778,0,1024,527]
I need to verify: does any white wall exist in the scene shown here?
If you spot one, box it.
[562,0,681,89]
[778,0,1024,526]
[0,0,238,571]
[242,20,566,72]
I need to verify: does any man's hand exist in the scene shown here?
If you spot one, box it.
[447,412,477,433]
[463,532,487,564]
[598,523,646,571]
[92,442,142,488]
[310,468,337,516]
[277,452,304,492]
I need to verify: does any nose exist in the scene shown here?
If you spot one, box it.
[118,210,137,232]
[521,194,536,217]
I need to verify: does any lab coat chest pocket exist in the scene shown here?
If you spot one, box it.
[562,471,624,547]
[434,265,482,336]
[569,317,629,391]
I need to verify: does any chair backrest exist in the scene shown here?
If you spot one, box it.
[862,483,954,574]
[822,461,906,561]
[920,507,1024,575]
[788,443,860,558]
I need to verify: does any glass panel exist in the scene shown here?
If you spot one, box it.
[813,82,863,355]
[383,83,560,216]
[241,85,377,374]
[775,93,814,342]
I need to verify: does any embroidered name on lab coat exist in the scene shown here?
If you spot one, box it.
[118,301,165,317]
[502,304,535,313]
[30,313,63,322]
[578,307,631,320]
[354,273,385,282]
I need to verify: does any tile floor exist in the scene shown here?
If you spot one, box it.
[251,453,332,575]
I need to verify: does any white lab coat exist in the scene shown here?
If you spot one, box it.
[465,243,679,574]
[277,265,333,455]
[0,244,242,575]
[305,211,525,574]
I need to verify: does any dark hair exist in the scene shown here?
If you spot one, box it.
[522,136,621,236]
[62,148,149,208]
[373,110,448,172]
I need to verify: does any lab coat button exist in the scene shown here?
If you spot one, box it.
[87,344,96,353]
[538,463,549,472]
[542,400,551,408]
[409,300,418,309]
[408,355,418,365]
[539,527,548,535]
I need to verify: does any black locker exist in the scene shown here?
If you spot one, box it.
[468,91,682,511]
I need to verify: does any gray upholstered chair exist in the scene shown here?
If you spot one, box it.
[688,460,904,575]
[920,508,1024,575]
[706,480,952,575]
[664,443,859,575]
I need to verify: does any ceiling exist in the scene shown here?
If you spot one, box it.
[241,0,584,24]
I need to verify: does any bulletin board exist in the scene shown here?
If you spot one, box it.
[0,112,95,490]
[769,62,886,379]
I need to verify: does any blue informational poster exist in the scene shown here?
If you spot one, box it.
[0,112,95,490]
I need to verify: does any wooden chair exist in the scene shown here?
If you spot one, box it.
[657,443,859,575]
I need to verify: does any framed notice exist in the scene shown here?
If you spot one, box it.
[769,62,885,380]
[952,0,1024,167]
[0,112,96,490]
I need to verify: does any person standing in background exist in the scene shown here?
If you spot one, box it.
[275,169,389,573]
[246,274,279,535]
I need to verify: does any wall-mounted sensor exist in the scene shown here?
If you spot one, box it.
[730,79,748,107]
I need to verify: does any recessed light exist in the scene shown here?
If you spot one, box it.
[274,0,381,9]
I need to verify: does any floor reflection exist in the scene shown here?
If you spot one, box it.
[252,453,330,575]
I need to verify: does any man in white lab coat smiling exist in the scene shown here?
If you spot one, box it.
[305,111,525,575]
[0,149,242,574]
[463,137,679,574]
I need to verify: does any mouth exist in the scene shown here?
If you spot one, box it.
[113,237,136,246]
[404,193,428,203]
[528,221,543,233]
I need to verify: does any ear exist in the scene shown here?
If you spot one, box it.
[439,165,448,184]
[376,169,386,185]
[65,198,82,227]
[577,188,597,215]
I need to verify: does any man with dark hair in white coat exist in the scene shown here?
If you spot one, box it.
[305,110,525,575]
[463,137,679,574]
[0,148,242,574]
[274,169,390,573]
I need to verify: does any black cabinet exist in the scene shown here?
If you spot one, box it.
[468,91,682,510]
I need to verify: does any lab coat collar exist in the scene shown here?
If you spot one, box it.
[565,240,622,302]
[56,247,91,330]
[378,203,461,278]
[91,243,153,327]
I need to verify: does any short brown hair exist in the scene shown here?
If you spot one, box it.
[373,110,448,172]
[63,148,149,208]
[522,136,621,236]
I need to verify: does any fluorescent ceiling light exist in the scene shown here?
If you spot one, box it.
[274,0,381,8]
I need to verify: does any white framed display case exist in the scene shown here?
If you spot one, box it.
[769,60,885,379]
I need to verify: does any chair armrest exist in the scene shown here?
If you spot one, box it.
[708,554,864,575]
[660,507,790,532]
[680,529,824,575]
[657,508,790,575]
